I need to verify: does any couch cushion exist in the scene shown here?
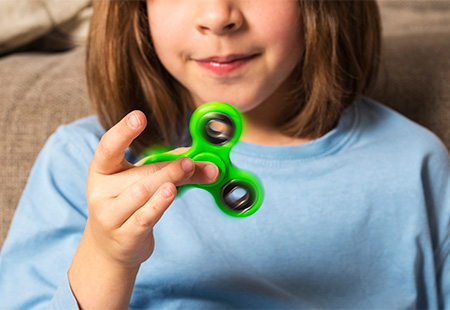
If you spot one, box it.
[0,48,90,247]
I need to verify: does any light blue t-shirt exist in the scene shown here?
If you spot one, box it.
[1,97,450,309]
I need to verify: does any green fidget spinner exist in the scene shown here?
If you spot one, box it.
[143,102,264,217]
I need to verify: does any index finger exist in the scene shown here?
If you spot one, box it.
[134,147,190,166]
[91,111,147,175]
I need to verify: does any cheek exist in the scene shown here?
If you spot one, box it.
[149,20,178,57]
[148,7,190,66]
[274,29,303,80]
[254,5,304,59]
[149,27,188,82]
[276,28,304,72]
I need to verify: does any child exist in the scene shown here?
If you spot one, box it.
[1,0,450,308]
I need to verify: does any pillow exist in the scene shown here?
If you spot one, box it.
[0,0,92,55]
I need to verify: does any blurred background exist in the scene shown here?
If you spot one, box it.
[0,0,92,56]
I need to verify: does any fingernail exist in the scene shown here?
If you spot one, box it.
[127,113,141,129]
[181,158,194,173]
[204,164,218,180]
[160,185,174,199]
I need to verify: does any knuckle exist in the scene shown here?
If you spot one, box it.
[166,165,184,183]
[86,189,103,210]
[143,164,159,177]
[97,138,112,158]
[92,208,115,231]
[134,210,153,228]
[131,182,151,201]
[97,139,114,160]
[151,202,166,216]
[86,194,96,208]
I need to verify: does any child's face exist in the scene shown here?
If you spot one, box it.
[147,0,303,113]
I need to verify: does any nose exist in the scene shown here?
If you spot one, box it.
[195,0,244,35]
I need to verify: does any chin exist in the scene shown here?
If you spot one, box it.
[196,94,266,114]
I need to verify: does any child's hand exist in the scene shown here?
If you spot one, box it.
[86,110,218,266]
[68,111,219,309]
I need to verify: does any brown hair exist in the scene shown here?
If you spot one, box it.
[86,0,381,156]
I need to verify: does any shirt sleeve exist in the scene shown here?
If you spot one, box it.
[0,122,98,309]
[423,137,450,307]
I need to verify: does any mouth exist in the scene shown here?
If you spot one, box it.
[194,54,259,75]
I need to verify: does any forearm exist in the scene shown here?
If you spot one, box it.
[68,231,140,309]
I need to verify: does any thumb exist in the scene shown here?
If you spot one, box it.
[91,111,147,174]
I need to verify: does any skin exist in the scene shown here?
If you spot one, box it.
[68,112,219,308]
[148,0,307,145]
[69,0,306,308]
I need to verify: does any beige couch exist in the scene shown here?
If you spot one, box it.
[1,1,450,248]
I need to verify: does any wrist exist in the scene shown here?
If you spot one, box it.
[68,232,140,309]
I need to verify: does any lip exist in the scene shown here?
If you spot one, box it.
[194,54,259,76]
